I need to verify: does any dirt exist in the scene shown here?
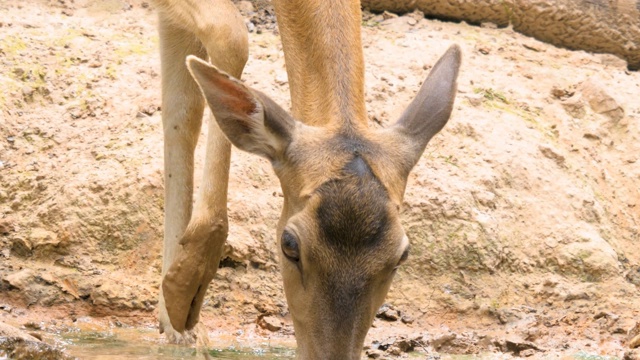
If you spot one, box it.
[1,0,639,359]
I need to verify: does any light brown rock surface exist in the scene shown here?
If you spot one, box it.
[361,0,640,70]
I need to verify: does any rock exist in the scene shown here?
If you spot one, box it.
[629,322,640,339]
[539,145,565,166]
[625,349,640,360]
[520,348,536,357]
[580,78,625,122]
[598,54,628,68]
[550,87,573,100]
[556,227,619,280]
[495,337,542,356]
[29,228,61,252]
[89,280,150,310]
[254,301,278,316]
[630,334,640,349]
[477,46,491,55]
[608,317,635,335]
[245,20,255,33]
[430,333,456,350]
[0,220,13,235]
[376,304,400,321]
[0,322,40,341]
[561,95,586,119]
[223,228,264,265]
[387,345,402,356]
[11,237,32,257]
[275,73,288,86]
[496,307,523,325]
[465,93,484,107]
[380,308,399,321]
[401,315,414,324]
[473,190,496,209]
[236,1,254,14]
[522,41,546,52]
[3,269,36,290]
[392,337,414,352]
[0,322,73,359]
[257,315,282,332]
[407,9,424,22]
[627,269,640,286]
[382,11,397,20]
[366,348,384,358]
[564,290,590,301]
[0,337,72,360]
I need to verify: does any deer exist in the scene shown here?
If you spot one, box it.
[150,0,461,358]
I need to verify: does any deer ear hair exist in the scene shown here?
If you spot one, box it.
[391,45,461,168]
[187,55,296,160]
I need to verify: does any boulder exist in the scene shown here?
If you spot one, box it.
[361,0,640,70]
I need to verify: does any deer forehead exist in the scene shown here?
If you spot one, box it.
[279,129,406,201]
[287,154,403,273]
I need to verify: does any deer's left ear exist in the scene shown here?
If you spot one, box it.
[187,55,296,161]
[391,45,461,168]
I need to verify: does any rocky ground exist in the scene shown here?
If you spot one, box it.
[0,0,639,359]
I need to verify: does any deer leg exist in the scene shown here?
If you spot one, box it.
[158,0,249,334]
[157,15,208,343]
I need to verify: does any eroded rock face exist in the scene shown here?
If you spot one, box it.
[361,0,640,70]
[0,322,72,360]
[556,228,620,280]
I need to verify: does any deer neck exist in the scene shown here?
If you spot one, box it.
[272,0,367,128]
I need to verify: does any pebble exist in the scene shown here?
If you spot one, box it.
[382,11,398,20]
[580,78,625,122]
[236,0,254,14]
[401,315,414,324]
[366,349,383,358]
[257,315,282,332]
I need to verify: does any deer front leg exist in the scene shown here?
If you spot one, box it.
[157,16,207,342]
[161,118,232,333]
[156,0,248,336]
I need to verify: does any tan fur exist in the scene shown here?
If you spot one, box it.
[152,0,461,357]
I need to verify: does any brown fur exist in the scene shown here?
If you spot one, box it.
[152,0,461,357]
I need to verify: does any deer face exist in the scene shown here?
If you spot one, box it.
[273,132,411,359]
[186,45,460,359]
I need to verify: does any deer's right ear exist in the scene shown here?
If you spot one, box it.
[187,55,295,161]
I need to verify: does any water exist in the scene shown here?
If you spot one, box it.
[49,327,295,360]
[3,326,622,360]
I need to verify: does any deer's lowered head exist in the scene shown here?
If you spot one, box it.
[185,44,461,359]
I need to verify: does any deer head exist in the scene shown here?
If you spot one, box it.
[186,44,461,359]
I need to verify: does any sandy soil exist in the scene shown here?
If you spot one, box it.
[1,0,639,359]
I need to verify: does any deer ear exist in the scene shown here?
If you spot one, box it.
[186,55,295,161]
[391,45,461,168]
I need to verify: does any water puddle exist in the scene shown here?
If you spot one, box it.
[40,327,295,360]
[2,325,622,360]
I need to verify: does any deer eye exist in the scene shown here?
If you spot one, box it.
[281,230,300,262]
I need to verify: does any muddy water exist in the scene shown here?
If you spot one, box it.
[46,327,295,359]
[4,325,620,360]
